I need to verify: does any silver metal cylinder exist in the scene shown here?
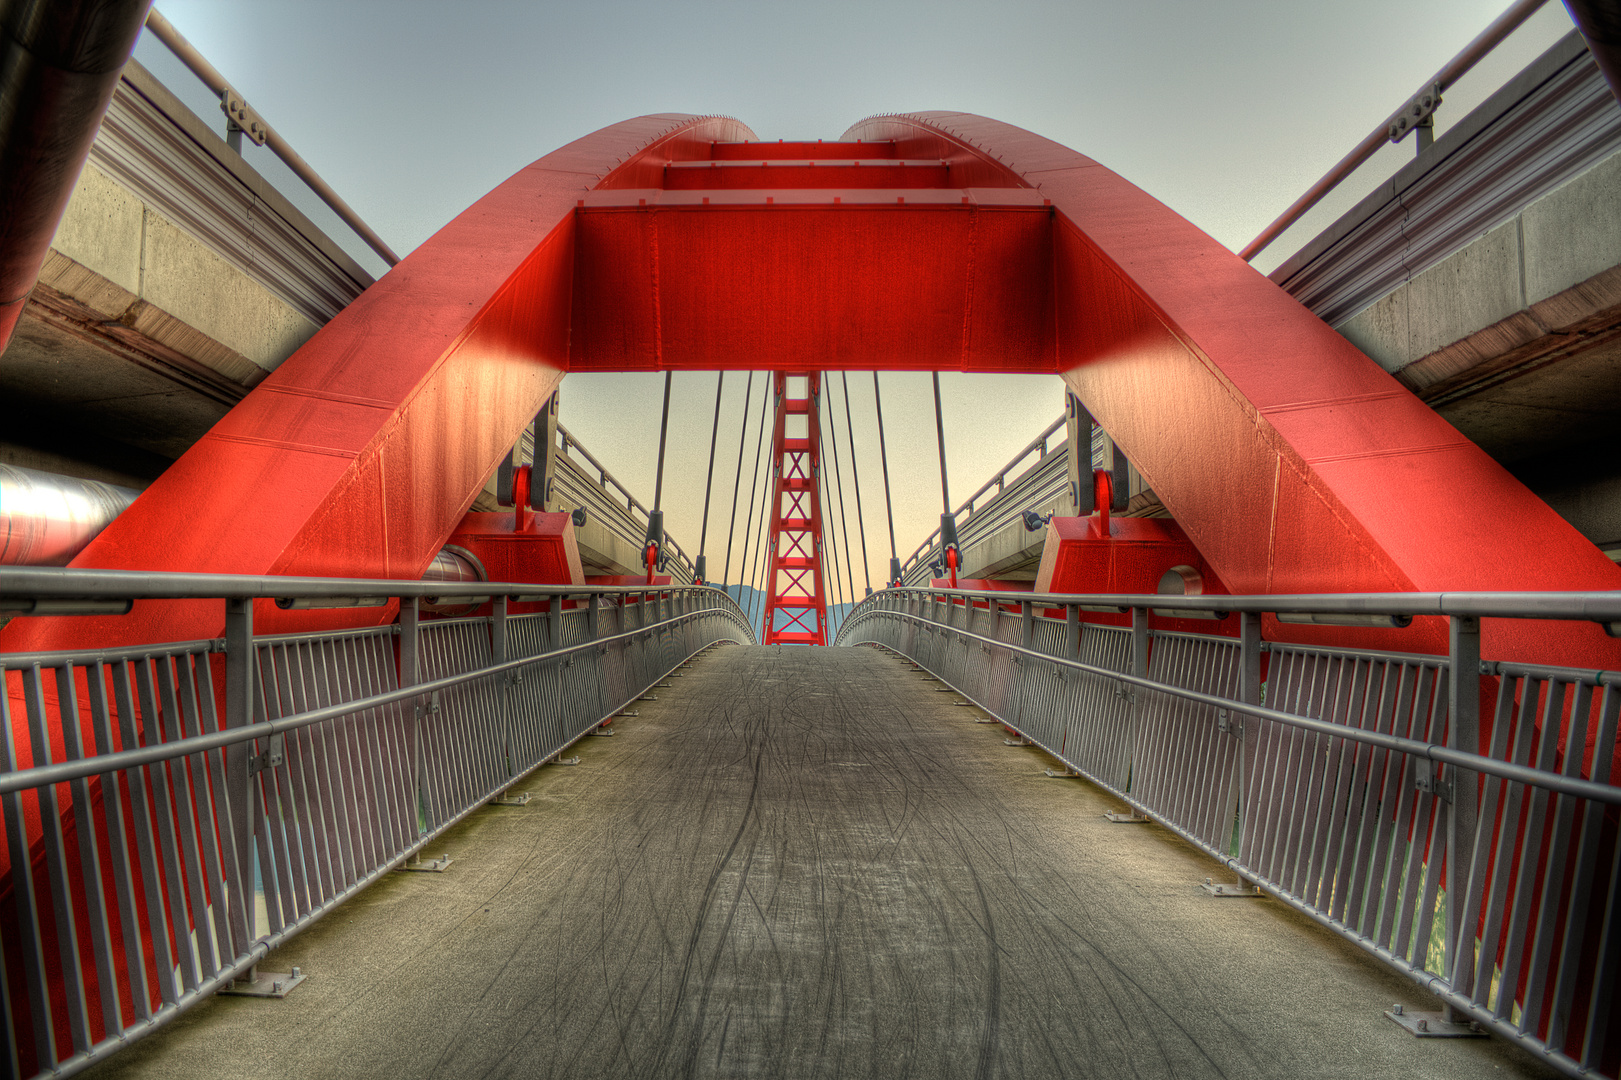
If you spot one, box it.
[0,465,140,566]
[422,546,487,614]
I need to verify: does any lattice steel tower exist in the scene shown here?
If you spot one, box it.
[761,373,829,644]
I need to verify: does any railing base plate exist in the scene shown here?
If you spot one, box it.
[1044,768,1081,778]
[1201,877,1263,898]
[553,755,581,766]
[1384,1008,1487,1038]
[490,790,531,806]
[218,966,305,998]
[397,854,453,873]
[1104,811,1150,823]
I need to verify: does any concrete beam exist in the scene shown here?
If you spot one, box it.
[1336,148,1621,412]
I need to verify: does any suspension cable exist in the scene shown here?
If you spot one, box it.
[873,373,900,585]
[737,375,772,613]
[931,372,951,513]
[931,372,960,587]
[841,372,872,595]
[818,416,844,635]
[643,371,675,583]
[825,373,856,606]
[695,372,724,582]
[721,371,755,589]
[652,372,673,511]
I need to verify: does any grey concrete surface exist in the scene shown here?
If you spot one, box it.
[87,646,1559,1080]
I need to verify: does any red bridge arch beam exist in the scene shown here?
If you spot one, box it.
[1,114,754,653]
[843,112,1621,670]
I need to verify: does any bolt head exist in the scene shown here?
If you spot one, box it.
[1392,1003,1403,1015]
[291,967,302,978]
[1415,1019,1428,1032]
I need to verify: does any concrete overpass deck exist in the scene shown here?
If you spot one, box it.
[86,645,1555,1080]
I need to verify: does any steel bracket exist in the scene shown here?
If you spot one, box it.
[397,852,453,873]
[1415,765,1452,802]
[1104,810,1150,823]
[551,754,581,766]
[247,732,285,775]
[1387,83,1442,144]
[219,88,268,146]
[1044,767,1082,778]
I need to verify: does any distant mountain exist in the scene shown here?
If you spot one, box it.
[714,584,863,644]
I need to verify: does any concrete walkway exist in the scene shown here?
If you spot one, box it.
[89,645,1557,1080]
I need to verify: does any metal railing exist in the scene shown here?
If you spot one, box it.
[836,586,1621,1080]
[0,568,753,1079]
[1241,0,1550,262]
[901,413,1066,582]
[141,9,399,266]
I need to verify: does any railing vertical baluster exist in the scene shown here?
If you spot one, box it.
[492,596,511,779]
[399,597,424,835]
[1445,614,1481,1017]
[223,598,255,955]
[1235,612,1262,861]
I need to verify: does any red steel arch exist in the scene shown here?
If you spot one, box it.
[2,111,1618,674]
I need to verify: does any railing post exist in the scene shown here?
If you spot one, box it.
[223,597,254,952]
[588,591,600,640]
[1235,610,1262,860]
[492,595,512,778]
[550,593,565,652]
[1445,614,1482,1015]
[1021,600,1033,651]
[1066,603,1080,658]
[399,596,427,833]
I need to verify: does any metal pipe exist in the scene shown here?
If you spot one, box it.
[0,0,153,354]
[1240,0,1549,262]
[140,9,400,266]
[0,465,140,565]
[1564,0,1621,107]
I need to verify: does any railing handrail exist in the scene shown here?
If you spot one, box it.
[5,569,1620,625]
[1239,0,1549,262]
[0,566,724,601]
[841,583,1621,625]
[0,591,749,797]
[851,605,1620,806]
[142,8,400,266]
[901,411,1066,569]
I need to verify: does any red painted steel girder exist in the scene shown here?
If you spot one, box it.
[762,374,828,645]
[0,114,755,653]
[2,111,1617,675]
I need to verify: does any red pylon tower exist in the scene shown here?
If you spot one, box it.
[762,372,828,645]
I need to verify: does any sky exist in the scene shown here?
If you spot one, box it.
[132,0,1577,598]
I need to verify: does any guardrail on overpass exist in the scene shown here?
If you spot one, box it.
[836,586,1620,1080]
[0,569,753,1078]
